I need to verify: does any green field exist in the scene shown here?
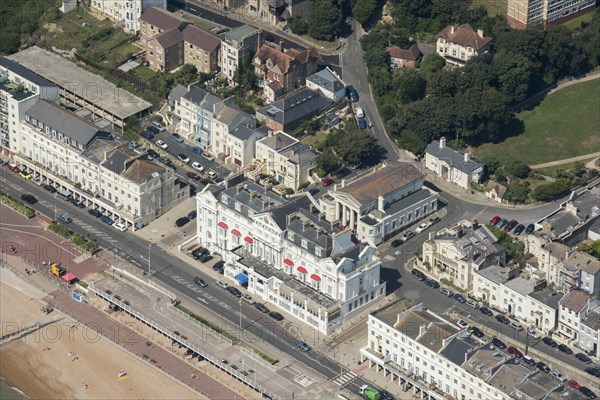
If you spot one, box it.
[471,0,507,16]
[476,79,600,165]
[562,11,595,29]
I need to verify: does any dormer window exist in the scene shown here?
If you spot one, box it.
[45,126,50,134]
[288,232,295,240]
[25,115,30,122]
[301,239,308,249]
[58,133,63,141]
[222,194,229,204]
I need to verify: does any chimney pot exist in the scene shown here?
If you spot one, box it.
[279,39,285,53]
[440,137,446,148]
[451,25,456,34]
[477,29,484,37]
[464,152,470,162]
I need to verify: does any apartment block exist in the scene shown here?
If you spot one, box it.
[557,289,600,354]
[507,0,597,29]
[221,25,260,83]
[210,98,255,161]
[436,24,492,67]
[89,0,166,32]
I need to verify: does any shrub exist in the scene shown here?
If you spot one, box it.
[0,192,35,218]
[532,180,571,201]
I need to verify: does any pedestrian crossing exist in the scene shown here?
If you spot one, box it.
[78,222,118,243]
[332,370,358,387]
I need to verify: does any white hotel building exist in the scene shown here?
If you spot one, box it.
[196,180,386,334]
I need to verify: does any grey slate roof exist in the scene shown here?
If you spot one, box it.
[26,100,102,149]
[0,57,54,87]
[103,149,133,174]
[306,67,344,93]
[259,131,297,151]
[257,87,332,130]
[280,143,320,165]
[426,140,483,174]
[223,25,258,43]
[168,84,187,103]
[231,125,264,141]
[381,188,433,216]
[221,181,285,219]
[439,335,480,366]
[286,208,343,257]
[529,287,561,309]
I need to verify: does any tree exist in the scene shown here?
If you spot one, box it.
[289,17,308,35]
[328,126,385,165]
[419,53,446,78]
[504,160,531,179]
[481,156,501,176]
[392,69,426,104]
[307,0,343,41]
[352,0,378,26]
[508,182,529,203]
[532,180,570,201]
[317,148,341,174]
[175,64,198,86]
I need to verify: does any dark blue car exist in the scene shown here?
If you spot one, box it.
[101,215,114,225]
[425,279,440,288]
[492,337,507,349]
[358,117,367,129]
[454,293,466,303]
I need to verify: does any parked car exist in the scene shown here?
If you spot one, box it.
[425,278,440,288]
[151,121,166,132]
[543,337,558,347]
[346,85,359,102]
[58,213,73,223]
[70,198,85,208]
[269,311,284,321]
[206,170,218,180]
[187,210,197,219]
[357,117,367,129]
[469,326,484,338]
[567,379,581,390]
[525,224,535,234]
[146,125,160,134]
[489,216,501,225]
[227,286,242,297]
[175,217,190,227]
[191,146,202,154]
[20,194,37,204]
[509,321,524,331]
[186,172,200,181]
[88,209,102,218]
[504,220,518,232]
[193,277,208,287]
[497,218,509,228]
[354,107,364,118]
[255,303,270,313]
[140,130,155,140]
[147,149,159,159]
[522,356,536,367]
[32,178,44,186]
[43,184,57,193]
[585,367,600,377]
[466,299,480,309]
[113,223,127,232]
[513,224,526,235]
[537,362,550,373]
[192,161,204,171]
[496,314,510,324]
[216,280,229,290]
[401,230,415,241]
[170,132,184,143]
[453,293,466,303]
[155,140,168,149]
[440,288,454,297]
[411,269,426,281]
[507,346,523,358]
[492,337,507,349]
[198,253,213,263]
[575,353,592,364]
[212,260,225,270]
[178,153,190,163]
[479,306,493,316]
[391,239,403,247]
[322,178,334,187]
[19,170,32,179]
[296,340,311,352]
[415,222,431,233]
[457,320,468,329]
[580,387,597,399]
[558,344,573,354]
[526,329,541,339]
[550,371,567,382]
[242,294,255,305]
[101,215,114,225]
[7,162,20,172]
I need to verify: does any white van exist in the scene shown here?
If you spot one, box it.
[57,190,72,201]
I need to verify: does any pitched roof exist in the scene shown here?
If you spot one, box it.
[338,163,424,205]
[123,160,166,184]
[154,28,184,49]
[253,43,319,74]
[256,87,332,128]
[438,23,492,50]
[426,140,484,174]
[386,44,421,61]
[306,67,344,93]
[259,131,297,151]
[182,25,221,52]
[486,181,507,198]
[231,125,264,141]
[566,251,600,275]
[560,290,591,313]
[544,242,569,260]
[140,6,183,31]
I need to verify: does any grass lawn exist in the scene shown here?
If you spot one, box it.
[562,11,594,29]
[536,157,597,176]
[301,130,329,150]
[133,66,157,81]
[471,0,507,16]
[475,79,600,165]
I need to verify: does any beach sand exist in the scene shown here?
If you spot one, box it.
[0,282,198,399]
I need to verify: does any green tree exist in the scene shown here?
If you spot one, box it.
[352,0,378,26]
[307,0,343,41]
[532,180,570,201]
[507,182,529,203]
[395,130,427,155]
[419,53,446,78]
[317,148,341,174]
[290,17,308,35]
[392,69,426,104]
[504,160,531,179]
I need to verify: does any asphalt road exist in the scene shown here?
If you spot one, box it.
[0,168,374,393]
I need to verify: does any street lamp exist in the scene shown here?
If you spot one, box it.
[147,244,152,279]
[340,354,345,376]
[54,193,57,221]
[239,296,242,335]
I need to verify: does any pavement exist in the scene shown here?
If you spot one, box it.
[530,151,600,169]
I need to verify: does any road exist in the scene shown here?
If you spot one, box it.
[0,168,374,393]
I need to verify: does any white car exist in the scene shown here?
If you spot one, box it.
[415,222,431,234]
[156,140,168,149]
[242,294,255,305]
[526,329,541,339]
[191,161,204,172]
[510,321,524,331]
[550,371,566,382]
[216,280,229,290]
[178,154,190,163]
[32,178,44,186]
[113,223,127,232]
[457,320,468,329]
[355,107,364,118]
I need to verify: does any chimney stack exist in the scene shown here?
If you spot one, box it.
[341,179,346,188]
[451,25,456,34]
[279,39,285,53]
[378,195,385,212]
[472,218,479,229]
[464,152,470,162]
[257,30,262,49]
[477,29,484,38]
[439,137,446,149]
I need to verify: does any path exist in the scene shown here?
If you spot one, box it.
[547,70,600,95]
[530,151,600,169]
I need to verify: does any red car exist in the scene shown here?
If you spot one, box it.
[322,178,334,187]
[507,346,523,358]
[567,379,581,390]
[7,162,20,172]
[186,172,200,181]
[490,216,501,226]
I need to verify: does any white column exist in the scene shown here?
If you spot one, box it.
[350,209,356,229]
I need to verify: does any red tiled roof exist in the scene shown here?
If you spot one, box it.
[387,44,421,61]
[253,43,319,75]
[437,23,492,50]
[485,181,507,198]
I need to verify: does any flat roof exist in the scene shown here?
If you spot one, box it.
[8,47,152,119]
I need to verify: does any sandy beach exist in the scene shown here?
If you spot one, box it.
[0,280,198,399]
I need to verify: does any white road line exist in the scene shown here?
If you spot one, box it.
[10,184,23,191]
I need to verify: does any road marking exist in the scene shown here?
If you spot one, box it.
[40,201,52,207]
[10,184,23,192]
[332,371,358,386]
[196,297,208,304]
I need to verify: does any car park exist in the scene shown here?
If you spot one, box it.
[43,184,57,193]
[504,220,518,232]
[296,340,311,351]
[151,121,166,132]
[490,216,501,225]
[440,288,454,297]
[170,133,184,143]
[19,170,32,179]
[567,379,581,390]
[88,209,102,218]
[242,294,255,304]
[269,311,284,321]
[469,326,484,338]
[550,371,566,382]
[391,239,403,247]
[425,278,440,288]
[492,337,506,349]
[255,303,270,313]
[575,353,592,363]
[509,321,524,331]
[507,346,523,358]
[558,344,573,354]
[20,194,37,204]
[522,356,536,367]
[457,320,468,329]
[113,223,127,232]
[466,299,480,309]
[496,314,510,324]
[497,218,508,228]
[415,222,431,233]
[537,362,550,373]
[156,140,168,149]
[175,217,190,227]
[216,280,229,290]
[513,224,526,235]
[543,337,558,347]
[58,214,73,223]
[525,224,535,234]
[193,277,208,287]
[453,293,466,303]
[580,387,597,399]
[178,153,190,163]
[227,286,242,297]
[140,130,155,140]
[101,215,114,225]
[192,161,204,171]
[479,306,493,316]
[186,172,200,181]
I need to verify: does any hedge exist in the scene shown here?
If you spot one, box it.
[48,222,99,251]
[0,191,35,218]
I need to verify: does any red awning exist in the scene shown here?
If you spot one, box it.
[62,272,77,282]
[231,229,241,236]
[217,221,228,229]
[244,236,254,244]
[283,258,294,267]
[310,274,321,282]
[297,266,308,274]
